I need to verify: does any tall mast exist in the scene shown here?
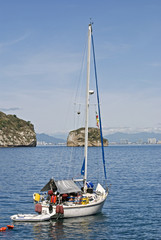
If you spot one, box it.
[83,23,92,192]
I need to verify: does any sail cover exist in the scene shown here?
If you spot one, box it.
[41,179,81,194]
[55,180,81,194]
[40,179,57,192]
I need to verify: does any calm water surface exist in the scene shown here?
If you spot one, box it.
[0,145,161,239]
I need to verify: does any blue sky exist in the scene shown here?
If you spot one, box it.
[0,0,161,135]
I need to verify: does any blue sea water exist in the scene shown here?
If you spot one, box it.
[0,145,161,239]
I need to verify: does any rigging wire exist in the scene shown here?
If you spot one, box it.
[74,41,87,108]
[66,36,88,179]
[91,32,108,186]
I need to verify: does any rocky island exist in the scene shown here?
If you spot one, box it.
[67,127,108,147]
[0,111,36,147]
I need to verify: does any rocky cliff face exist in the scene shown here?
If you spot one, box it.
[67,127,108,147]
[0,111,36,147]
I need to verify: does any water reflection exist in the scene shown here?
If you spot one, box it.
[14,214,108,240]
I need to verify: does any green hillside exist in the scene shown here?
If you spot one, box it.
[0,111,36,147]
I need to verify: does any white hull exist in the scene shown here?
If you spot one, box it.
[54,194,107,219]
[11,193,108,222]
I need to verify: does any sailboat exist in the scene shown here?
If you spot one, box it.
[11,23,108,222]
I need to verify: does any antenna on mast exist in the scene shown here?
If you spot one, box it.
[89,18,94,25]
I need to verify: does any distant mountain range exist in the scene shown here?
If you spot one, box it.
[36,133,66,144]
[105,132,161,143]
[36,132,161,145]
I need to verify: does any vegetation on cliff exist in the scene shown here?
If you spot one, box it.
[0,111,36,147]
[67,127,108,147]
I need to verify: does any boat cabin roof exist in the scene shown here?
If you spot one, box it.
[41,179,81,194]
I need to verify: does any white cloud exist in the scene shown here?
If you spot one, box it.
[103,126,161,135]
[148,62,161,67]
[0,107,21,112]
[0,33,30,53]
[103,41,131,52]
[0,51,80,84]
[101,90,161,134]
